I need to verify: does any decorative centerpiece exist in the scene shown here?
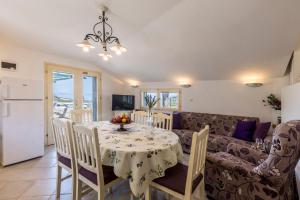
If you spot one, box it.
[111,114,131,131]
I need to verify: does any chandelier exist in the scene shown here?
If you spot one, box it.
[77,6,127,61]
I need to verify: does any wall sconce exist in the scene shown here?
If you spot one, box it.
[180,84,192,88]
[245,82,263,87]
[131,85,139,88]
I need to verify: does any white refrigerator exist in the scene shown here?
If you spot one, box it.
[0,77,44,166]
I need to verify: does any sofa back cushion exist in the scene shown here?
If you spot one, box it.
[233,120,257,141]
[180,112,259,136]
[172,112,182,129]
[253,122,271,140]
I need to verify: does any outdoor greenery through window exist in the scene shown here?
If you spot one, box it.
[160,92,179,109]
[141,89,181,110]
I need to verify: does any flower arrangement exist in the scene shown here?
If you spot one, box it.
[144,94,159,114]
[262,94,281,111]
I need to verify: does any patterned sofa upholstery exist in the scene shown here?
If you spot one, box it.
[172,112,259,153]
[205,120,300,200]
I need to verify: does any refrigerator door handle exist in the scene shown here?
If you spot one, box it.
[2,102,9,117]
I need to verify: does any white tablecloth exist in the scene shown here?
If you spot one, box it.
[91,121,183,198]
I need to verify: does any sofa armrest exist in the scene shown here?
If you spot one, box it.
[205,152,282,199]
[226,143,268,165]
[206,152,259,178]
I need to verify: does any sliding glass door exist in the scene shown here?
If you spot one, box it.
[82,74,99,121]
[45,64,101,145]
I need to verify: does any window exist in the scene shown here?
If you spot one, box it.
[160,91,179,109]
[141,88,181,110]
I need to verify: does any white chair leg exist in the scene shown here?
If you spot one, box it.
[98,191,105,200]
[76,179,82,200]
[56,165,62,198]
[108,186,112,194]
[71,174,77,200]
[145,186,151,200]
[199,181,205,200]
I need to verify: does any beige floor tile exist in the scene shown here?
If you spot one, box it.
[1,158,57,170]
[0,181,7,191]
[22,179,56,197]
[0,167,57,181]
[18,196,50,200]
[0,146,205,200]
[49,193,72,200]
[0,180,34,200]
[60,177,73,195]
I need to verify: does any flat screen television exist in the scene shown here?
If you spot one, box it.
[112,94,135,111]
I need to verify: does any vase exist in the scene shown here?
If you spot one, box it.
[148,108,152,118]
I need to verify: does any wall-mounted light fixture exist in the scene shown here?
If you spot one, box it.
[131,85,139,88]
[245,82,263,87]
[180,84,192,88]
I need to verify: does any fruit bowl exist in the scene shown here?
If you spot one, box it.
[111,114,131,132]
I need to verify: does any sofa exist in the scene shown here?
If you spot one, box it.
[172,112,260,153]
[205,120,300,200]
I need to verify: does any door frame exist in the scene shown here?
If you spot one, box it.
[44,62,102,145]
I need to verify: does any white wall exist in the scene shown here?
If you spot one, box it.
[290,49,300,84]
[133,77,289,123]
[282,82,300,122]
[0,43,128,121]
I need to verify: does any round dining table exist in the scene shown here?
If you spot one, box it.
[89,121,183,198]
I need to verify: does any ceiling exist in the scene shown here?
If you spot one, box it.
[1,0,300,82]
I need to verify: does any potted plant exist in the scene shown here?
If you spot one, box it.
[144,94,159,117]
[262,94,281,124]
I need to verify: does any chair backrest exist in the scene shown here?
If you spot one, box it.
[254,120,300,182]
[185,125,209,195]
[131,110,148,125]
[152,113,173,130]
[70,109,93,123]
[51,118,74,160]
[72,124,104,187]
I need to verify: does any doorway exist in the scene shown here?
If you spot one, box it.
[44,63,102,145]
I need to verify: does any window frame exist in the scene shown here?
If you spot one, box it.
[140,88,182,111]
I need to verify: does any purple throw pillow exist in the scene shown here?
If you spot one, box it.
[172,112,182,129]
[233,120,257,142]
[253,122,271,140]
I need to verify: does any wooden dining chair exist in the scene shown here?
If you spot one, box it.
[146,125,209,200]
[131,110,148,125]
[72,124,122,200]
[151,113,173,130]
[70,109,93,123]
[51,118,77,200]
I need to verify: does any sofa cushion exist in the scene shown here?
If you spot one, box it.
[172,129,195,154]
[253,122,271,140]
[208,134,253,153]
[179,112,259,137]
[172,112,182,129]
[180,112,203,131]
[173,128,254,154]
[233,120,256,142]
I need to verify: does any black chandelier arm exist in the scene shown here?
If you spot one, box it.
[85,34,102,43]
[92,21,103,38]
[103,21,113,40]
[106,36,119,44]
